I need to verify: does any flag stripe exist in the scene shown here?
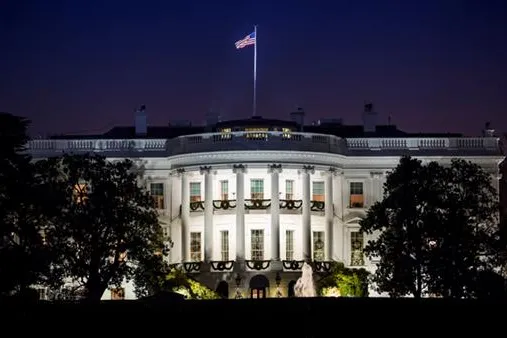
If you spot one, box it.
[235,32,256,49]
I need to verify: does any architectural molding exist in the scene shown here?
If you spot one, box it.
[232,164,247,174]
[299,165,315,175]
[268,164,282,174]
[199,166,212,175]
[370,171,384,179]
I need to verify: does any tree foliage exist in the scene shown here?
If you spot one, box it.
[360,156,502,298]
[36,154,169,301]
[0,113,53,296]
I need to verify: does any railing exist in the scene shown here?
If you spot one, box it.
[26,131,502,157]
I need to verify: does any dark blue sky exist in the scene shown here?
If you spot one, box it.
[1,0,506,137]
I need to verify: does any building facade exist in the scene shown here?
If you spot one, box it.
[27,107,505,299]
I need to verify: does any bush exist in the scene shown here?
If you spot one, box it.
[317,262,370,297]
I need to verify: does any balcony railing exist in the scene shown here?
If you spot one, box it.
[25,132,502,158]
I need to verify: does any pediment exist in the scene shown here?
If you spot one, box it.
[343,213,365,225]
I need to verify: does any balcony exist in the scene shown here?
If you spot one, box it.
[26,131,502,158]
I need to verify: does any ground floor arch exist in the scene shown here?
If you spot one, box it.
[249,274,270,298]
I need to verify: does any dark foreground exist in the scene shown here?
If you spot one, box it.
[4,297,505,336]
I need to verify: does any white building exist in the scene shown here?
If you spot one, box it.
[27,105,505,299]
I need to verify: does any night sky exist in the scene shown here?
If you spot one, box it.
[1,0,506,137]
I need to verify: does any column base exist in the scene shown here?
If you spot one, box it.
[199,261,212,273]
[234,259,245,272]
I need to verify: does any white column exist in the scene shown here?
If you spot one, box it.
[269,164,282,262]
[370,171,384,205]
[301,165,314,261]
[234,164,246,266]
[325,168,334,261]
[166,174,173,263]
[179,169,189,262]
[201,166,213,262]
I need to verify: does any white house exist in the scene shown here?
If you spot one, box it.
[27,105,504,299]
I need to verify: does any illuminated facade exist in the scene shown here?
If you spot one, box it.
[27,106,504,299]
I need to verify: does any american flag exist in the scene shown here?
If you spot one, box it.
[235,31,256,49]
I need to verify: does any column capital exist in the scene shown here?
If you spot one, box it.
[370,171,384,179]
[199,166,212,175]
[172,168,185,177]
[326,167,343,176]
[299,165,315,175]
[233,164,247,174]
[268,164,282,174]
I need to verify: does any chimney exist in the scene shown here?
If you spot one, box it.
[135,105,147,136]
[362,102,378,133]
[483,121,495,137]
[290,107,305,131]
[205,109,221,128]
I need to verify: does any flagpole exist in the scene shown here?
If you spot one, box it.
[253,25,257,117]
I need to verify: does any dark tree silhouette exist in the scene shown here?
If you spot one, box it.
[0,113,52,297]
[426,159,501,298]
[37,154,169,301]
[361,156,502,298]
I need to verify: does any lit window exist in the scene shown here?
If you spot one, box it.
[250,179,264,199]
[286,230,294,260]
[220,128,232,139]
[350,182,364,208]
[313,231,325,261]
[245,127,268,140]
[251,230,264,260]
[111,288,125,300]
[285,180,294,200]
[220,180,228,200]
[190,182,201,202]
[150,183,164,209]
[190,232,202,261]
[73,183,88,204]
[221,231,229,261]
[350,232,364,266]
[312,181,324,202]
[282,127,292,139]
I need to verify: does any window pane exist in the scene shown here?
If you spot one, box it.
[350,182,364,208]
[190,182,201,202]
[313,231,325,261]
[221,231,229,261]
[350,232,364,266]
[285,180,294,200]
[286,230,294,260]
[190,232,201,261]
[312,181,325,201]
[150,183,164,209]
[251,230,264,260]
[220,180,228,200]
[250,179,264,199]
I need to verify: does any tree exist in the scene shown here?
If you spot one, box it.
[361,156,502,298]
[426,159,501,298]
[38,153,169,301]
[360,156,437,298]
[0,113,52,297]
